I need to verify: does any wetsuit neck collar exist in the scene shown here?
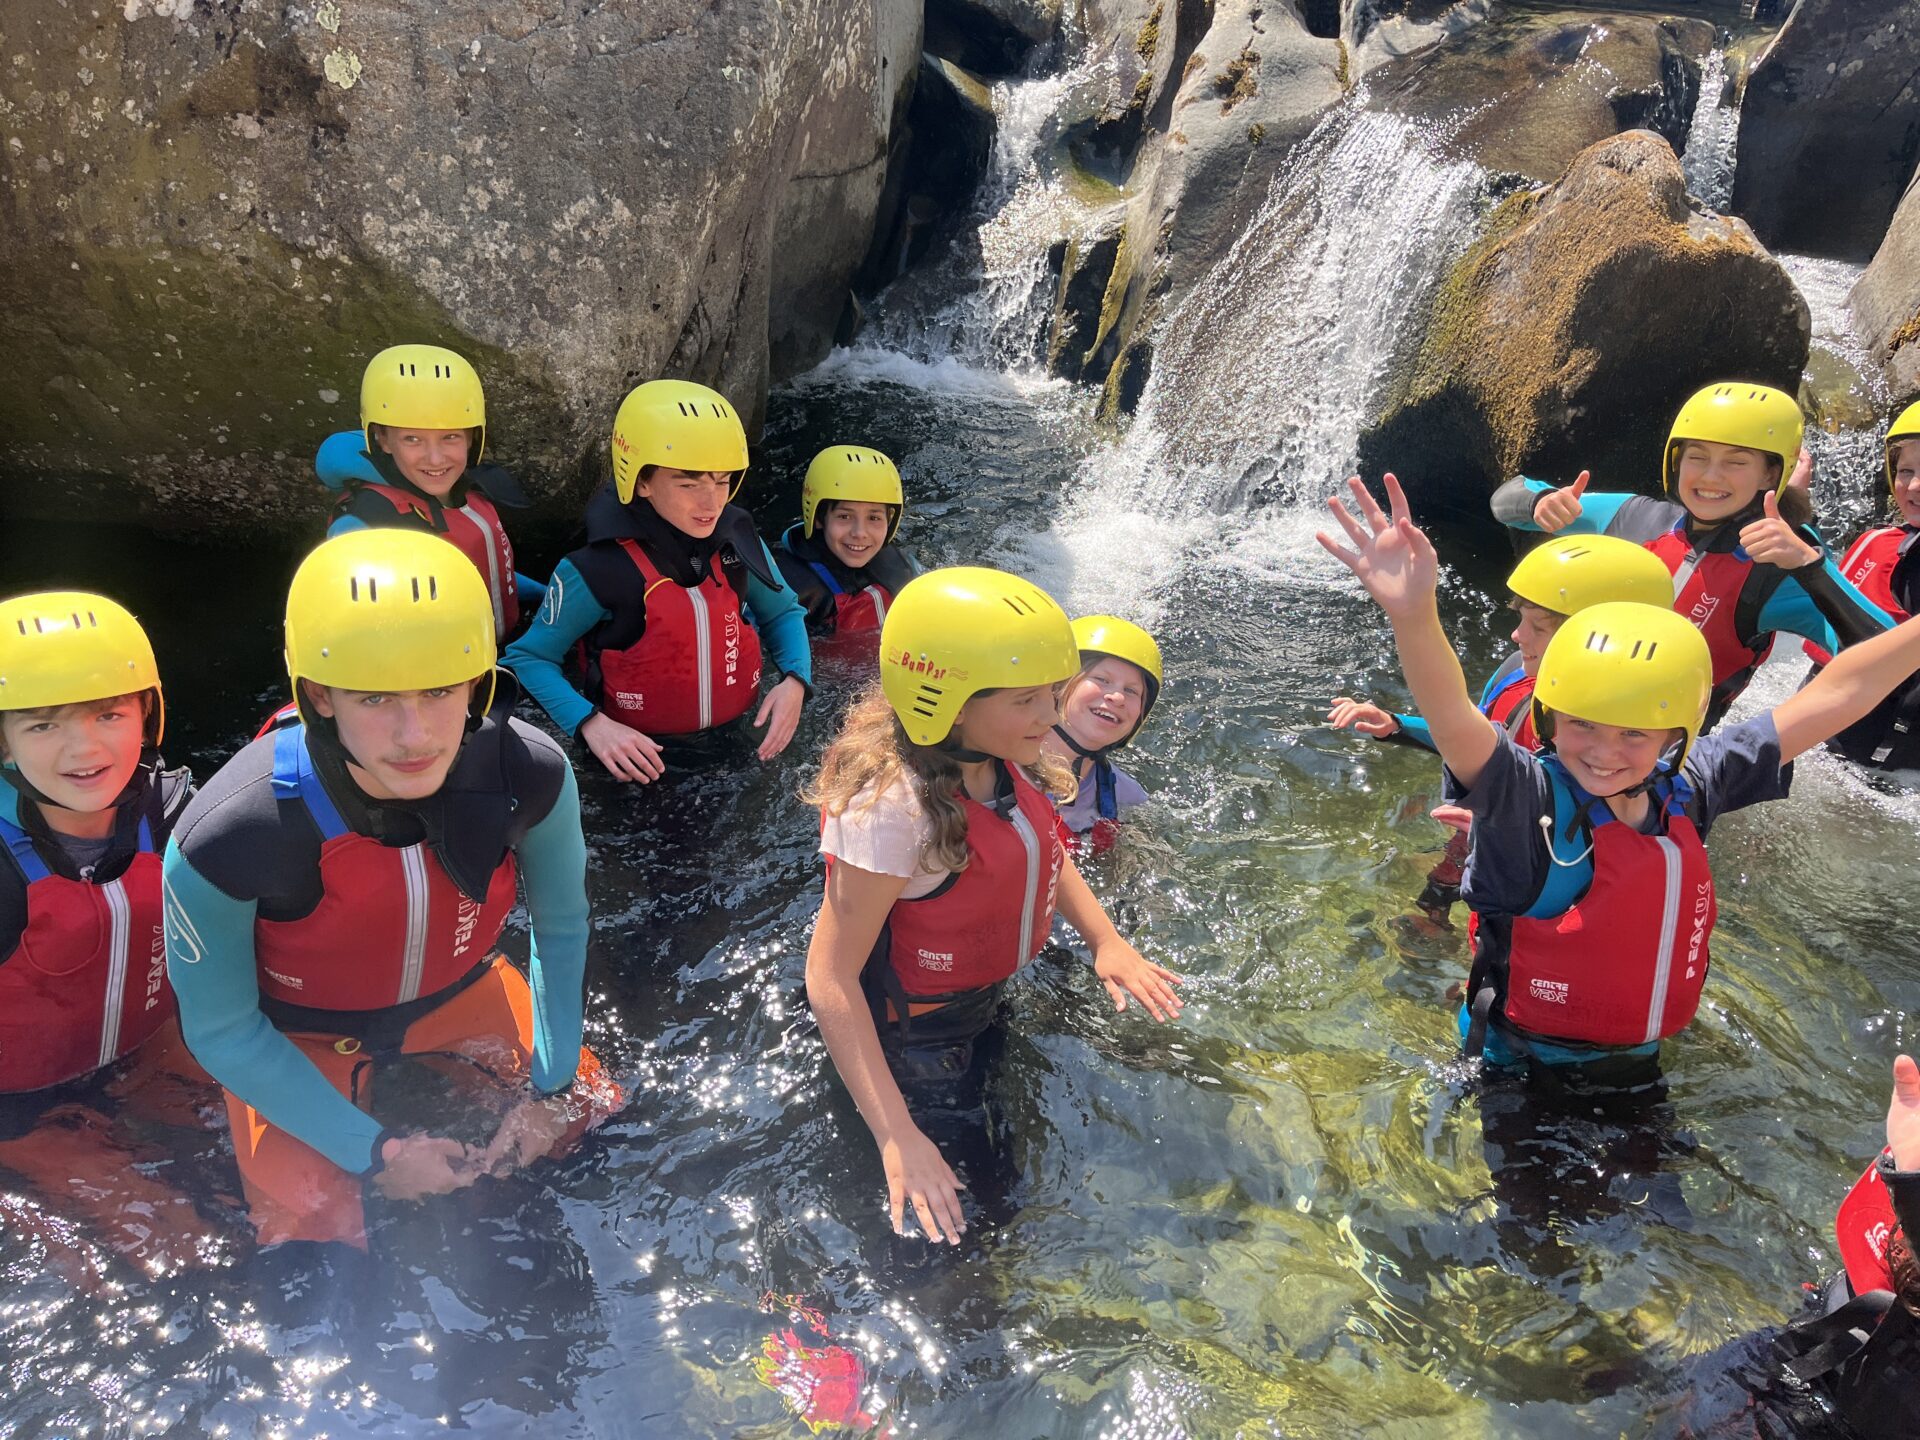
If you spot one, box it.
[1679,496,1767,550]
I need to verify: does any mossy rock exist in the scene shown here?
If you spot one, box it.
[1359,131,1810,508]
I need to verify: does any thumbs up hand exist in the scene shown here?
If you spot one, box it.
[1739,489,1820,570]
[1530,471,1590,533]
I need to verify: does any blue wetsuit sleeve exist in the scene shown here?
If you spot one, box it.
[1757,554,1894,652]
[1386,712,1438,753]
[519,762,588,1095]
[501,558,609,738]
[326,513,370,538]
[514,572,548,608]
[162,844,387,1174]
[746,539,814,687]
[1491,476,1634,535]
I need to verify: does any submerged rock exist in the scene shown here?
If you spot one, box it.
[1730,0,1920,262]
[0,0,919,537]
[1359,131,1810,507]
[1365,9,1716,185]
[1852,180,1920,401]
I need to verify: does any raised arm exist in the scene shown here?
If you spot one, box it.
[1772,611,1920,762]
[1319,475,1500,789]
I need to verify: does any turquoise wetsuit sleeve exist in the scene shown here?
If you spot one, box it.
[1490,476,1634,535]
[746,539,814,686]
[162,843,386,1174]
[1757,555,1895,652]
[326,513,370,538]
[501,557,609,738]
[1387,712,1438,752]
[515,572,548,608]
[519,762,588,1095]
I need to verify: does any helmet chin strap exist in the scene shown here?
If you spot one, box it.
[1051,723,1110,761]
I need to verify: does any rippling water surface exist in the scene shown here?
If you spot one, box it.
[5,53,1915,1440]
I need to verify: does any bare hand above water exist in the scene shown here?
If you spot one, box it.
[373,1133,485,1201]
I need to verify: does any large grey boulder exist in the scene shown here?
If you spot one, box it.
[0,0,919,537]
[1852,176,1920,400]
[1359,131,1810,505]
[1364,9,1716,185]
[1730,0,1920,262]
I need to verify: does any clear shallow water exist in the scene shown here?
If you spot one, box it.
[5,53,1917,1440]
[5,359,1919,1439]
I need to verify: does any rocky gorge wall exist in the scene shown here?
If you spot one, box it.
[4,0,1919,537]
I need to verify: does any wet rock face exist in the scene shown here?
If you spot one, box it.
[1731,0,1920,263]
[924,0,1062,76]
[1853,180,1920,401]
[0,0,918,538]
[1359,131,1811,506]
[1365,10,1716,185]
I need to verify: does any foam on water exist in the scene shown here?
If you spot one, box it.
[1680,47,1739,212]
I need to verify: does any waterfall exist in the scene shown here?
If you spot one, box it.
[1779,252,1893,539]
[1681,47,1739,212]
[1017,99,1487,617]
[860,57,1110,373]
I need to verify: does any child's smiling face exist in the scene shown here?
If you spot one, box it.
[1673,439,1780,523]
[1509,601,1565,679]
[1059,658,1150,750]
[375,426,473,498]
[1892,439,1920,526]
[821,501,893,570]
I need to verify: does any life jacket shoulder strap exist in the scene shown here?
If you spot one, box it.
[270,726,349,841]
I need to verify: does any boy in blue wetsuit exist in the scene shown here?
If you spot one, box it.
[1492,382,1892,731]
[503,380,812,783]
[774,446,921,652]
[315,345,545,644]
[1320,474,1920,1077]
[164,530,614,1248]
[1329,534,1674,919]
[0,592,213,1271]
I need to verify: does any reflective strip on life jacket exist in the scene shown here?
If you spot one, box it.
[96,877,132,1069]
[398,844,429,1005]
[688,580,714,730]
[1643,834,1683,1046]
[1010,802,1044,970]
[457,503,509,637]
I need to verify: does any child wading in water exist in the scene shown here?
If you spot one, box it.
[805,568,1182,1244]
[1321,475,1920,1077]
[774,446,920,651]
[1493,382,1891,731]
[1805,402,1920,768]
[316,344,545,644]
[1040,616,1163,854]
[1328,534,1673,919]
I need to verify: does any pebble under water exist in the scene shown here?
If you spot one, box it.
[3,352,1918,1439]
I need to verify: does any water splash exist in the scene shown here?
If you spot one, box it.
[1680,47,1739,212]
[1017,99,1485,619]
[863,57,1112,372]
[1780,251,1892,537]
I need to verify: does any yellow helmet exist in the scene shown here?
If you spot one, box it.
[360,344,487,460]
[880,567,1079,746]
[1506,534,1675,617]
[1662,382,1804,495]
[0,592,164,747]
[285,530,497,719]
[1070,615,1163,737]
[611,380,749,504]
[800,446,905,540]
[1886,400,1920,495]
[1532,601,1712,766]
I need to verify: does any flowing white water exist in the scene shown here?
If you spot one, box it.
[1780,251,1892,537]
[1020,100,1486,619]
[860,58,1111,372]
[1680,47,1740,212]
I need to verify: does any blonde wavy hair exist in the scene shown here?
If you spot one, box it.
[804,681,1075,874]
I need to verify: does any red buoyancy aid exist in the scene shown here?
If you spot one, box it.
[885,766,1064,998]
[0,812,172,1092]
[1838,1151,1901,1297]
[1485,672,1539,750]
[254,725,518,1012]
[1647,529,1774,705]
[595,538,764,736]
[1807,528,1913,665]
[1501,806,1717,1047]
[349,482,521,640]
[800,556,892,637]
